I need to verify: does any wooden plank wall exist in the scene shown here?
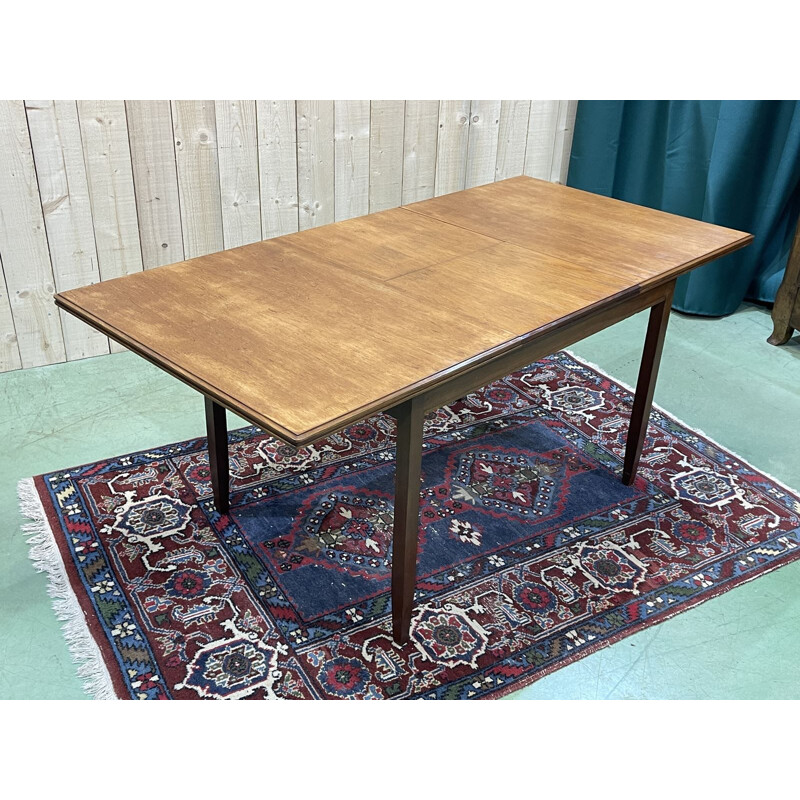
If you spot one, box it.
[0,99,579,374]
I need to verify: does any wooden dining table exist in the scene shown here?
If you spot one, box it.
[54,176,753,644]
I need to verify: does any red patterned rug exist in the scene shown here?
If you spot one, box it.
[19,351,800,699]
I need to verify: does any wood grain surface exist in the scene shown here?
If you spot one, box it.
[55,176,752,445]
[405,176,751,288]
[768,214,800,345]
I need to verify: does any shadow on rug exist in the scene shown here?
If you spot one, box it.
[19,351,800,699]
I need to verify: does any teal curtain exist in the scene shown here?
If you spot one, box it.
[567,101,800,316]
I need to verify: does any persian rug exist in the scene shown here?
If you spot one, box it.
[19,351,800,699]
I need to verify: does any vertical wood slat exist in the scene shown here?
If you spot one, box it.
[78,101,144,281]
[495,100,531,180]
[126,100,184,269]
[552,100,579,184]
[297,101,335,231]
[0,100,66,368]
[402,100,439,205]
[257,100,299,240]
[172,100,224,258]
[524,100,561,180]
[26,100,109,361]
[434,100,471,197]
[334,100,370,222]
[215,100,261,248]
[78,100,143,353]
[0,257,21,371]
[465,100,501,189]
[369,100,405,212]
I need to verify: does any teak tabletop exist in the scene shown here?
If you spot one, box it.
[55,176,753,644]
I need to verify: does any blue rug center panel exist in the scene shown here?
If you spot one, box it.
[232,412,673,625]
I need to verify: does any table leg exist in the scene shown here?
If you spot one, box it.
[204,396,230,513]
[389,397,425,644]
[768,216,800,345]
[622,283,675,486]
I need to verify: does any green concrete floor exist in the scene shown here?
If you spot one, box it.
[1,302,798,699]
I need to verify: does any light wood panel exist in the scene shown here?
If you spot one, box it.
[126,100,185,268]
[78,101,143,353]
[0,100,66,367]
[1,98,579,374]
[495,100,531,180]
[256,100,298,239]
[216,100,261,248]
[56,177,752,446]
[26,100,109,361]
[524,101,562,180]
[551,100,579,184]
[297,100,335,230]
[172,100,224,258]
[465,100,501,189]
[402,100,439,204]
[77,101,143,282]
[434,100,471,196]
[0,256,21,371]
[334,100,370,222]
[370,101,405,212]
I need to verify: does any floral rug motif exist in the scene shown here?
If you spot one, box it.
[20,352,800,699]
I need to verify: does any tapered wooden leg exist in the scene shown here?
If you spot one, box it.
[768,217,800,346]
[389,397,425,644]
[622,283,675,486]
[204,396,230,513]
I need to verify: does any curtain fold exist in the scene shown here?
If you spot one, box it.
[567,100,800,316]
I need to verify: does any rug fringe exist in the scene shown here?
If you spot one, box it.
[17,477,118,700]
[562,349,800,498]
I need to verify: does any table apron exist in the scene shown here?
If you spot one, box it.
[395,281,674,416]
